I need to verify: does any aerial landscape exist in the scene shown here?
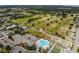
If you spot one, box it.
[0,5,79,53]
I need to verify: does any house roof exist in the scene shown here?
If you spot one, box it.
[13,34,38,46]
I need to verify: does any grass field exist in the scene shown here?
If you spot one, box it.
[52,45,63,53]
[11,13,75,39]
[26,29,51,40]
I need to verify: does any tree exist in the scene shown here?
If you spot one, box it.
[8,34,12,39]
[14,29,20,34]
[14,28,26,35]
[0,50,6,53]
[62,37,65,39]
[27,18,34,23]
[30,45,37,50]
[5,45,12,51]
[0,43,3,48]
[32,24,35,26]
[50,21,53,23]
[46,23,50,26]
[71,14,74,16]
[70,24,74,26]
[8,34,14,41]
[47,18,50,20]
[62,12,67,18]
[27,16,40,23]
[60,18,63,20]
[18,51,22,53]
[77,48,79,52]
[69,26,72,29]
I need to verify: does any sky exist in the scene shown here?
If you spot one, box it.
[0,0,79,5]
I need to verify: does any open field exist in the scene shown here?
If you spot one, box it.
[11,12,75,39]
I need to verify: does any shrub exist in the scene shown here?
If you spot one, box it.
[5,45,12,51]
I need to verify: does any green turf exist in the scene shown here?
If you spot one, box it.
[52,46,62,53]
[11,13,75,39]
[26,29,41,36]
[12,17,29,25]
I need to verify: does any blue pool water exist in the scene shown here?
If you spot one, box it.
[39,39,49,48]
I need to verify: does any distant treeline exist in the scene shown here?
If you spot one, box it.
[0,5,79,13]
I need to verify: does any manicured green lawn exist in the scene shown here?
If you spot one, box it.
[12,15,41,26]
[26,29,50,39]
[26,29,41,36]
[12,17,29,25]
[11,13,75,39]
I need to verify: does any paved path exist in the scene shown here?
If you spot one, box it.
[36,46,39,53]
[72,28,79,52]
[63,48,73,53]
[48,42,56,53]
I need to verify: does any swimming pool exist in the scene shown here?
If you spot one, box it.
[38,39,50,48]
